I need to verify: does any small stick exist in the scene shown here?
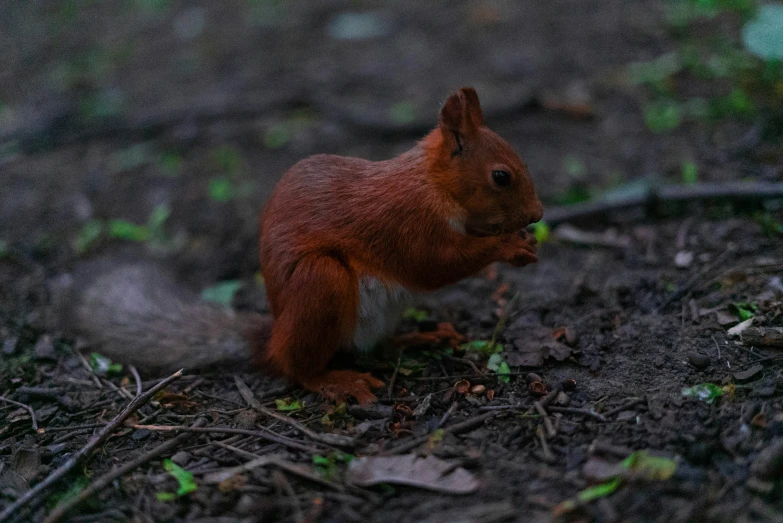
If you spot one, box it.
[386,411,501,455]
[274,470,305,523]
[533,402,556,437]
[656,248,734,312]
[602,397,645,418]
[0,395,38,432]
[712,335,722,360]
[0,369,183,523]
[234,376,354,449]
[43,418,205,523]
[387,354,402,401]
[546,406,607,423]
[436,401,458,429]
[536,424,555,462]
[127,424,320,453]
[129,365,143,397]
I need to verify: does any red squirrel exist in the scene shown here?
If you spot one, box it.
[58,87,543,404]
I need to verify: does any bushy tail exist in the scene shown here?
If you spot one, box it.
[50,258,272,376]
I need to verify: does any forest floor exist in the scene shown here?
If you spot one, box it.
[1,2,782,522]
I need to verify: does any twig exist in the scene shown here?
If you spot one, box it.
[127,424,320,453]
[386,411,502,455]
[602,397,645,418]
[129,366,142,397]
[233,376,354,449]
[490,293,520,350]
[656,247,735,312]
[533,402,556,437]
[536,424,555,463]
[712,335,722,360]
[43,418,205,523]
[0,395,38,432]
[444,356,486,377]
[546,406,607,423]
[436,401,459,429]
[274,470,305,523]
[387,354,402,401]
[544,181,783,226]
[0,369,183,522]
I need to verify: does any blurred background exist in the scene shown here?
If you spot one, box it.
[1,0,781,284]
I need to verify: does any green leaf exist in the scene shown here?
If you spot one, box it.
[578,476,622,503]
[275,398,304,411]
[89,352,122,377]
[627,52,682,86]
[741,4,783,60]
[487,353,511,383]
[644,99,682,133]
[74,220,104,254]
[461,340,502,355]
[621,451,677,481]
[157,459,197,501]
[681,383,724,404]
[209,177,235,202]
[402,308,429,322]
[146,204,171,240]
[107,219,148,241]
[200,280,243,307]
[681,161,698,185]
[729,302,757,321]
[532,222,550,244]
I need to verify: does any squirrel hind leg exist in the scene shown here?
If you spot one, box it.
[263,254,383,403]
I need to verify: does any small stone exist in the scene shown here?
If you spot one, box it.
[555,392,570,406]
[715,310,738,327]
[687,352,711,370]
[3,336,18,356]
[746,476,774,494]
[170,451,191,466]
[33,335,55,360]
[526,373,543,384]
[131,429,151,441]
[674,251,694,269]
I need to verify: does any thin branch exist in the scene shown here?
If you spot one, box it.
[0,395,38,432]
[129,366,143,397]
[543,181,783,226]
[127,424,321,453]
[0,369,183,522]
[233,376,354,449]
[43,418,205,523]
[386,411,502,455]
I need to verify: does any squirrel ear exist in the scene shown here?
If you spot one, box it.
[439,87,484,135]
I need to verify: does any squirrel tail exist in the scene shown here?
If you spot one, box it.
[50,258,272,376]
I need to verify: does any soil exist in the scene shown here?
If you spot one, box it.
[1,2,782,522]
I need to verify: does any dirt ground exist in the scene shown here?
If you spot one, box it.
[1,1,782,522]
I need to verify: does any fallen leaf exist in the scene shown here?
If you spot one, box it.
[346,454,478,494]
[681,383,724,404]
[727,317,754,338]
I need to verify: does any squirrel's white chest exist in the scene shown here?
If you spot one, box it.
[352,276,413,352]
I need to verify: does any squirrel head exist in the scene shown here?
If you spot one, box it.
[427,87,543,236]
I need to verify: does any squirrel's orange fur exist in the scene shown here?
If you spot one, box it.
[257,87,542,403]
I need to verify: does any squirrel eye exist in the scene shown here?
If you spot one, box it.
[492,170,511,187]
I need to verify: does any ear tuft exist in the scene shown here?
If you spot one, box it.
[438,87,484,134]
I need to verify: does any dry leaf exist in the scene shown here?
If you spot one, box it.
[347,454,478,494]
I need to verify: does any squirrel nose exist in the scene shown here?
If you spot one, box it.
[528,201,544,225]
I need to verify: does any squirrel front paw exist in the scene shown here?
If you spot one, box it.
[499,230,538,267]
[301,370,384,405]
